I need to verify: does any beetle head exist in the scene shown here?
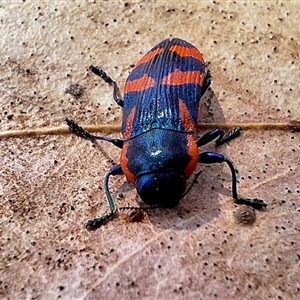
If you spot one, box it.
[136,172,186,208]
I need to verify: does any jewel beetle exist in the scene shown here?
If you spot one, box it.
[66,38,266,229]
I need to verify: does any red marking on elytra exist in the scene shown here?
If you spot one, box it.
[124,74,156,93]
[178,99,199,178]
[183,135,199,178]
[134,47,164,68]
[170,45,205,63]
[123,107,136,139]
[179,99,196,131]
[121,143,135,183]
[162,69,204,86]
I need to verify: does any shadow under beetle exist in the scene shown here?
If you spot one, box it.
[66,38,266,229]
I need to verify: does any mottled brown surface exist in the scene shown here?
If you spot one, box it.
[1,1,300,299]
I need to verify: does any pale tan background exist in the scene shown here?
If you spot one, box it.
[1,1,300,299]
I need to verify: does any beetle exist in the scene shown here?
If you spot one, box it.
[66,38,266,229]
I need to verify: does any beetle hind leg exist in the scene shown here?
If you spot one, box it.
[90,65,124,107]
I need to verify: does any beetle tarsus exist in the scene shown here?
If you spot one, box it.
[119,205,159,211]
[90,65,124,107]
[65,118,93,139]
[197,127,241,147]
[215,127,242,145]
[85,214,114,230]
[89,65,114,85]
[235,197,267,210]
[66,118,124,148]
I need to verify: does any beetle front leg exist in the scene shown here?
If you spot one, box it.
[198,152,267,210]
[65,118,124,149]
[86,164,124,230]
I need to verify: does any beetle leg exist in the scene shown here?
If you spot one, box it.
[90,65,124,107]
[181,169,202,198]
[200,69,212,97]
[198,152,267,210]
[65,118,123,149]
[86,164,124,230]
[197,127,242,147]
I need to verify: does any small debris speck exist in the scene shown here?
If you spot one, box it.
[128,210,145,223]
[233,205,256,225]
[65,83,85,99]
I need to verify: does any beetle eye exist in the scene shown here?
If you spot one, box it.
[136,173,186,208]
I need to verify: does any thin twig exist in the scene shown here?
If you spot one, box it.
[0,121,299,139]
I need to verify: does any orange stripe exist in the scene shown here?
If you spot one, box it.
[170,45,205,63]
[179,98,199,178]
[134,47,164,68]
[124,74,156,93]
[183,135,198,179]
[179,99,196,131]
[162,69,204,86]
[121,143,135,183]
[123,107,136,139]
